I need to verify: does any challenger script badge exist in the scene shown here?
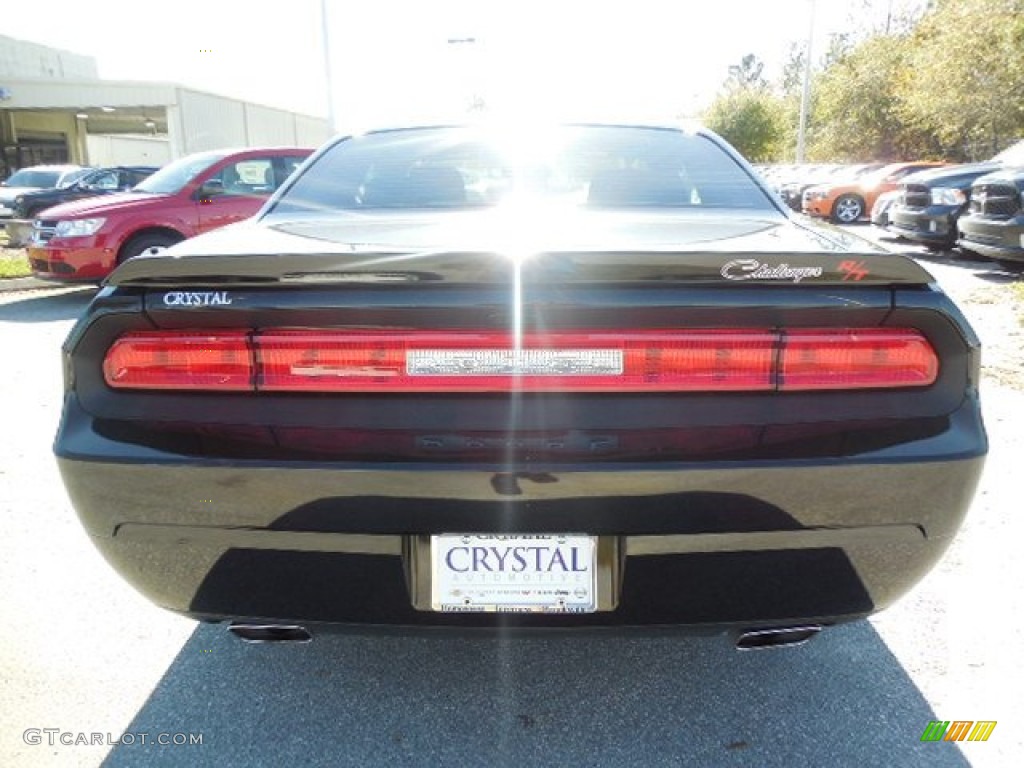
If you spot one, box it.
[721,259,824,283]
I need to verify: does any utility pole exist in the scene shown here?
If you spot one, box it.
[320,0,336,134]
[447,36,482,114]
[796,0,817,163]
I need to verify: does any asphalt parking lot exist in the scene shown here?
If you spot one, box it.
[1,229,1021,767]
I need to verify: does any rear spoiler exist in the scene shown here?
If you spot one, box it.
[107,250,936,288]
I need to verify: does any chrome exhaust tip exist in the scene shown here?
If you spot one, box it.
[735,625,822,651]
[228,623,312,644]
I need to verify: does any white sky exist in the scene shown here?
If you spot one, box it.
[2,0,909,130]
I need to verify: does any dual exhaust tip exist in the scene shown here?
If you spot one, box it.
[225,622,823,649]
[228,623,312,644]
[735,624,823,651]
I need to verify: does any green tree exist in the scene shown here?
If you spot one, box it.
[704,88,787,162]
[781,42,806,97]
[727,54,768,91]
[705,54,789,161]
[809,34,933,161]
[902,0,1024,159]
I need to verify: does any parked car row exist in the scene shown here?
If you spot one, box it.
[760,139,1024,270]
[883,140,1024,270]
[802,162,947,224]
[12,166,159,219]
[1,164,159,247]
[756,163,885,213]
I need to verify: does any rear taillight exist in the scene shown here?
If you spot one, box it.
[103,332,252,391]
[101,328,939,393]
[779,329,938,391]
[257,330,776,392]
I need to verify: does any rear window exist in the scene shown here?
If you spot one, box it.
[269,125,774,215]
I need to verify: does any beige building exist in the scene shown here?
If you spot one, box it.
[0,35,329,178]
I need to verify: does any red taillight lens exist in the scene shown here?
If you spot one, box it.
[103,332,253,390]
[779,329,938,390]
[257,330,776,392]
[101,328,939,393]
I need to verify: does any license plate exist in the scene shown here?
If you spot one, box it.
[430,534,597,613]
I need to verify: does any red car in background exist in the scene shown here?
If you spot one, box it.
[28,147,312,281]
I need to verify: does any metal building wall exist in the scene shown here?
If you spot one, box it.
[175,89,328,154]
[243,104,295,146]
[0,34,98,80]
[295,115,332,148]
[0,80,177,111]
[1,78,327,164]
[86,135,172,166]
[177,90,247,154]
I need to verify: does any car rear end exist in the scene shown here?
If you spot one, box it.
[54,125,986,637]
[55,247,985,634]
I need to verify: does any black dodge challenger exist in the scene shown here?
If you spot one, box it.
[55,124,987,646]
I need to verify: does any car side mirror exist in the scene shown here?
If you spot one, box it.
[195,179,225,201]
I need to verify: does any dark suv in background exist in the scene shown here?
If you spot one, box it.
[887,139,1024,249]
[11,165,158,219]
[0,164,91,228]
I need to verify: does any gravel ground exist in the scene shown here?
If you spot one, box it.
[841,226,1024,391]
[935,263,1024,390]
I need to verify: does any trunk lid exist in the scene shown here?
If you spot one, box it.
[106,210,935,288]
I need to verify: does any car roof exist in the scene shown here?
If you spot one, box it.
[345,120,705,138]
[17,164,86,171]
[191,147,313,156]
[91,165,160,172]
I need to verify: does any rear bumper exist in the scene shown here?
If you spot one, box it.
[57,394,986,630]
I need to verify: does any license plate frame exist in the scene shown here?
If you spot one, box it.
[429,533,599,613]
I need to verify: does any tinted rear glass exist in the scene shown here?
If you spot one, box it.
[270,126,774,215]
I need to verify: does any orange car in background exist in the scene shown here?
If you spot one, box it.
[802,161,947,223]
